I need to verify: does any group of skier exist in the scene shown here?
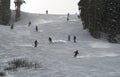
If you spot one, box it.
[9,12,79,58]
[34,35,77,46]
[34,35,79,57]
[30,12,79,58]
[68,35,77,43]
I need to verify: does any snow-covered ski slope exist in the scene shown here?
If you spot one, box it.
[1,12,120,77]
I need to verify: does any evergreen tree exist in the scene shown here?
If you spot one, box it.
[78,0,120,43]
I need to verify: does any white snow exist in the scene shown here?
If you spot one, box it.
[0,11,120,77]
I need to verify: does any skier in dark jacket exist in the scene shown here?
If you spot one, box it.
[35,26,38,32]
[67,13,70,17]
[46,10,48,14]
[67,13,70,21]
[74,36,76,43]
[74,50,79,57]
[48,37,52,43]
[28,21,31,26]
[11,24,14,30]
[34,40,38,47]
[67,17,69,21]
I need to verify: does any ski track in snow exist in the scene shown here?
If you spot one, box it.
[0,12,120,77]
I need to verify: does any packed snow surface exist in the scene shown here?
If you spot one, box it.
[0,12,120,77]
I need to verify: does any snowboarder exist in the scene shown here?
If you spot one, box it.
[11,24,14,30]
[74,50,79,57]
[28,21,31,26]
[48,37,52,43]
[73,36,76,43]
[35,26,38,32]
[34,40,38,47]
[68,35,70,41]
[46,10,48,14]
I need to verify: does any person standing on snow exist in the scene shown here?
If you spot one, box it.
[28,21,31,26]
[46,10,48,14]
[74,36,77,43]
[67,12,70,17]
[11,24,14,30]
[67,13,70,21]
[35,26,38,32]
[67,17,69,21]
[48,37,52,43]
[74,50,79,57]
[34,40,38,47]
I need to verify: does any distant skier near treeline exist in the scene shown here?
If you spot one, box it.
[34,40,38,47]
[11,24,14,30]
[28,21,31,26]
[74,50,79,57]
[67,12,70,17]
[48,37,52,43]
[67,13,70,21]
[74,36,76,43]
[35,26,38,32]
[46,10,48,14]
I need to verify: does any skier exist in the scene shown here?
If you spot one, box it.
[68,35,70,41]
[34,40,38,47]
[67,17,69,22]
[46,10,48,14]
[67,13,70,21]
[28,21,31,26]
[11,24,14,30]
[48,37,52,43]
[73,36,76,43]
[35,26,38,32]
[74,50,79,58]
[67,12,70,17]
